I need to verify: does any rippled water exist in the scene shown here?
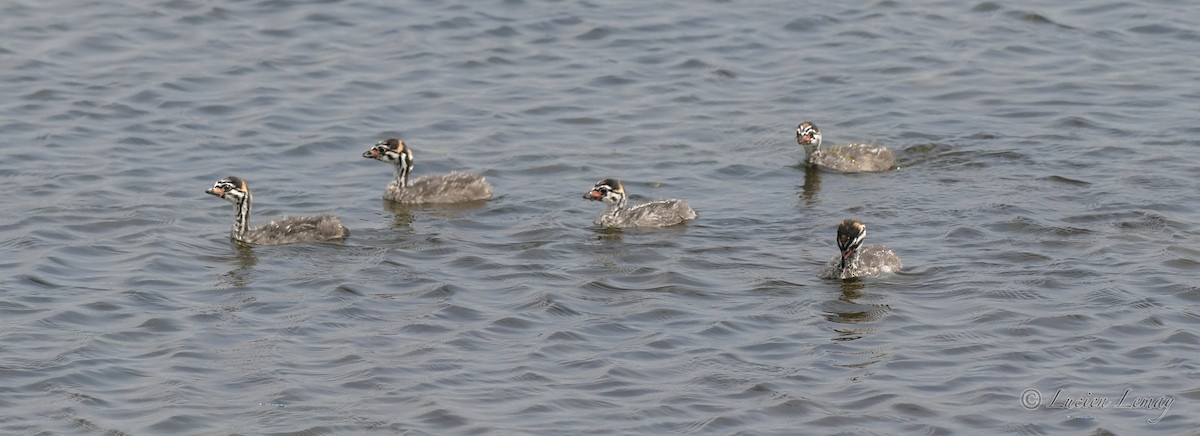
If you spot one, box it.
[2,0,1199,433]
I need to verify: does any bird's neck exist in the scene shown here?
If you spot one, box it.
[393,160,412,188]
[802,140,821,162]
[839,250,859,273]
[232,194,251,241]
[600,197,628,222]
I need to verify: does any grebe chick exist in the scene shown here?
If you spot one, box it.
[205,176,349,246]
[583,178,697,228]
[819,219,902,279]
[362,138,492,204]
[796,121,895,172]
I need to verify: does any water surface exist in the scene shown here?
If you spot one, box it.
[1,0,1198,433]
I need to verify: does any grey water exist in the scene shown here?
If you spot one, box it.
[2,0,1198,434]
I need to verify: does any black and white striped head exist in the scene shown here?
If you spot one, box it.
[363,138,415,186]
[836,219,867,270]
[206,176,249,205]
[796,121,822,155]
[362,138,413,166]
[583,178,626,205]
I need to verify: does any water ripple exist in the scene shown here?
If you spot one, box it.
[1,0,1198,434]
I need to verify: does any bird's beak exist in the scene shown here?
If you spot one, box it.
[583,190,602,200]
[362,148,380,158]
[800,134,813,145]
[206,187,225,198]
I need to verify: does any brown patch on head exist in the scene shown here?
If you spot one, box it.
[208,176,247,197]
[365,138,414,162]
[585,178,623,201]
[226,176,248,192]
[383,138,405,151]
[595,178,623,193]
[836,219,865,250]
[836,219,867,269]
[385,138,413,161]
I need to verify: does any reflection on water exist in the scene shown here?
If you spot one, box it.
[839,277,867,296]
[382,200,417,229]
[798,163,822,205]
[824,277,890,371]
[824,278,890,343]
[591,226,624,242]
[383,199,489,225]
[218,243,258,288]
[382,199,489,235]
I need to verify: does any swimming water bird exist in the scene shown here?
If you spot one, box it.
[361,138,492,204]
[582,178,697,228]
[205,176,349,245]
[819,219,902,279]
[796,121,895,172]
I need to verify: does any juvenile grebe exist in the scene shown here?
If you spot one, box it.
[361,138,492,204]
[583,178,697,228]
[796,121,895,172]
[205,176,349,245]
[819,219,902,279]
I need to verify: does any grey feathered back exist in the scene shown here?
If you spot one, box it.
[808,144,895,173]
[595,199,697,228]
[385,172,492,204]
[239,215,350,245]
